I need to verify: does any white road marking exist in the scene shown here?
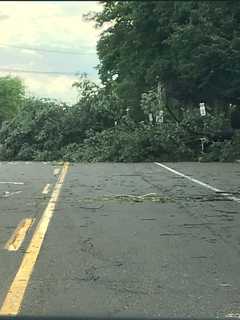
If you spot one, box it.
[0,182,24,185]
[53,168,60,176]
[154,162,240,204]
[3,191,22,198]
[42,184,51,195]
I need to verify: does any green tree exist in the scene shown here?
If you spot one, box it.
[0,97,68,160]
[0,76,25,124]
[91,1,240,114]
[72,74,119,133]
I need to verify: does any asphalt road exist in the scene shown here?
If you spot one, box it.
[0,161,240,318]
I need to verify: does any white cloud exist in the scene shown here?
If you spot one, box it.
[0,72,99,105]
[0,1,102,47]
[19,49,43,58]
[24,74,78,104]
[0,1,103,103]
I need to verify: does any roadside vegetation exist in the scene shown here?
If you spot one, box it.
[0,1,240,162]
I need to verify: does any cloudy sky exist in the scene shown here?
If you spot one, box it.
[0,1,103,104]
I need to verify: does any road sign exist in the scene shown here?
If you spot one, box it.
[199,102,206,116]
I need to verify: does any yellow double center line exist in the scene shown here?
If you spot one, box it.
[0,162,69,315]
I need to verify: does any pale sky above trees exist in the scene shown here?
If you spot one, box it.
[0,1,102,104]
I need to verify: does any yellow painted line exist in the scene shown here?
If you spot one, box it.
[42,183,51,195]
[53,168,60,176]
[4,218,34,251]
[0,162,69,315]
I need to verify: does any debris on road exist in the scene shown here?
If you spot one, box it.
[79,193,172,204]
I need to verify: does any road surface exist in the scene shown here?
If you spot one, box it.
[0,161,240,318]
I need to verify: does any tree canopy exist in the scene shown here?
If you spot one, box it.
[92,1,240,119]
[0,76,25,124]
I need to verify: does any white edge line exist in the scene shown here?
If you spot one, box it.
[154,162,240,204]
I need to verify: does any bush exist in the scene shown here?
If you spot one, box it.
[0,93,239,162]
[57,123,197,163]
[200,130,240,162]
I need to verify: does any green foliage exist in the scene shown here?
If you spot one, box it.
[0,97,66,161]
[92,1,240,116]
[0,76,25,124]
[72,74,117,132]
[0,75,239,163]
[200,131,240,162]
[57,121,197,163]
